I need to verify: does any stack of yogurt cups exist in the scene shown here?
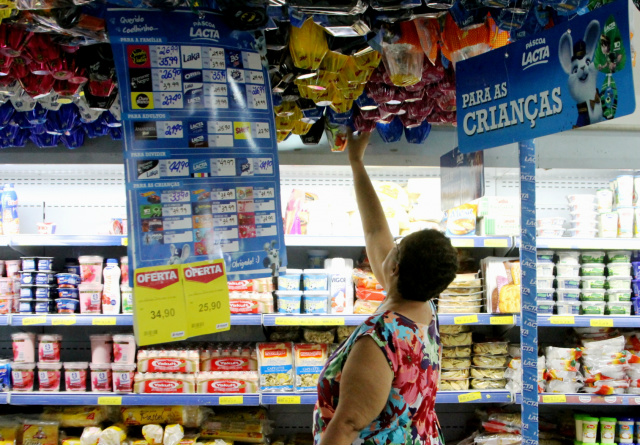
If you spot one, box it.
[567,195,599,238]
[611,174,636,238]
[555,251,582,315]
[19,257,57,314]
[580,250,633,315]
[89,333,137,393]
[10,332,64,391]
[536,250,557,315]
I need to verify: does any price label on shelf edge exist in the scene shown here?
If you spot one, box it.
[219,395,243,405]
[274,316,345,326]
[276,395,301,404]
[458,392,482,403]
[454,314,479,325]
[98,396,123,405]
[590,318,614,327]
[541,394,567,403]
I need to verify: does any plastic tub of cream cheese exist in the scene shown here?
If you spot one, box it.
[607,276,632,290]
[607,263,632,277]
[608,251,632,263]
[556,264,580,277]
[581,301,606,315]
[556,276,581,289]
[302,291,329,314]
[21,257,37,271]
[537,277,555,288]
[567,194,597,205]
[537,250,555,263]
[556,301,581,315]
[580,289,606,301]
[581,276,607,290]
[581,263,606,276]
[599,212,618,238]
[277,269,302,291]
[35,286,55,300]
[302,269,329,291]
[536,288,555,301]
[536,263,554,277]
[37,258,54,272]
[581,251,606,264]
[570,220,598,230]
[275,291,302,314]
[35,272,56,285]
[537,217,566,228]
[607,290,632,302]
[556,288,580,301]
[537,301,555,314]
[606,301,632,315]
[557,251,580,265]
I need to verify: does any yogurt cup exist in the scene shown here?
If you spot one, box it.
[38,334,62,362]
[581,263,606,276]
[277,269,302,291]
[0,277,13,295]
[581,301,606,315]
[11,362,35,392]
[536,288,555,301]
[56,273,81,287]
[537,301,555,314]
[57,288,79,299]
[537,277,555,288]
[12,332,36,362]
[90,363,112,392]
[607,276,632,290]
[606,301,632,315]
[537,250,555,263]
[120,256,129,285]
[570,219,598,230]
[536,263,554,277]
[600,417,616,444]
[20,272,36,285]
[302,270,329,291]
[635,208,640,238]
[78,284,102,314]
[606,290,632,302]
[633,279,640,297]
[111,363,135,393]
[569,202,597,213]
[121,285,133,314]
[575,414,587,441]
[90,334,112,364]
[596,189,614,213]
[633,297,640,315]
[557,251,580,265]
[78,256,104,284]
[112,334,136,364]
[5,260,21,277]
[607,262,632,277]
[275,291,302,314]
[599,212,618,237]
[20,287,35,299]
[0,297,11,314]
[55,298,79,314]
[64,259,81,276]
[34,299,50,313]
[556,264,580,277]
[567,194,596,205]
[64,362,88,391]
[581,251,606,264]
[21,257,37,271]
[556,301,581,315]
[581,416,599,443]
[37,258,54,272]
[608,250,632,263]
[617,206,634,238]
[537,217,566,228]
[556,288,580,301]
[581,289,606,301]
[37,362,62,391]
[581,276,607,289]
[537,228,565,237]
[556,276,581,289]
[35,286,55,299]
[303,291,329,314]
[615,175,634,207]
[18,299,35,313]
[35,272,56,285]
[617,417,634,443]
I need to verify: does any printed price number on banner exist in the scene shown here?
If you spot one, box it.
[150,308,177,320]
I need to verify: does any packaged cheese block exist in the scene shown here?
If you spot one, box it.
[294,344,328,392]
[196,371,259,393]
[257,343,294,392]
[120,407,207,428]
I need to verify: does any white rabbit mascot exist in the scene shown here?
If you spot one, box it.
[558,20,604,128]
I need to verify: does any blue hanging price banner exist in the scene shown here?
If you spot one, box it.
[456,0,635,153]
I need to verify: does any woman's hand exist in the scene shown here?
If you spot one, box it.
[347,130,372,164]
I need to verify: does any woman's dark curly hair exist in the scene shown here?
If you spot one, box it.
[396,229,459,302]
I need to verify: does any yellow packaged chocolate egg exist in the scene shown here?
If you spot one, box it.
[289,19,329,70]
[319,51,349,73]
[22,421,59,445]
[276,130,291,143]
[352,48,382,69]
[292,120,313,136]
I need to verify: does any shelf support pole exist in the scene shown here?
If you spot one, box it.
[519,140,538,445]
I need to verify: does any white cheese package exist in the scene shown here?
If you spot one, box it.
[137,349,199,373]
[196,371,259,393]
[257,342,294,392]
[294,343,328,391]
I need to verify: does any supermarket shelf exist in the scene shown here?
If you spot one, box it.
[8,392,260,406]
[7,235,128,247]
[0,393,6,404]
[260,392,319,405]
[0,315,8,326]
[8,314,262,327]
[260,391,517,405]
[284,235,512,249]
[538,315,640,328]
[539,393,640,405]
[438,314,520,326]
[515,237,640,250]
[262,314,369,326]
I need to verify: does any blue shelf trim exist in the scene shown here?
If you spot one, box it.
[8,314,262,327]
[8,235,128,247]
[9,392,260,406]
[538,315,640,328]
[515,237,640,250]
[539,393,640,406]
[284,236,512,249]
[260,392,319,405]
[262,314,369,327]
[438,314,520,326]
[0,315,8,326]
[0,393,7,404]
[435,390,515,404]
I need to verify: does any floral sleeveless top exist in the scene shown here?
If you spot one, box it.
[313,303,443,445]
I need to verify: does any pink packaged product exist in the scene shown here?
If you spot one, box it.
[113,334,136,364]
[78,256,104,284]
[38,362,62,391]
[12,332,36,362]
[196,371,259,393]
[78,284,103,314]
[112,363,136,393]
[64,362,88,391]
[90,334,112,364]
[136,349,199,373]
[200,343,257,372]
[38,334,62,363]
[90,363,112,392]
[133,372,196,394]
[11,362,35,392]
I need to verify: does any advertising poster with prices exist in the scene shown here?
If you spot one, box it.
[107,8,287,285]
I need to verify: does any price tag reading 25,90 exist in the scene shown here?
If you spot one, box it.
[133,265,188,346]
